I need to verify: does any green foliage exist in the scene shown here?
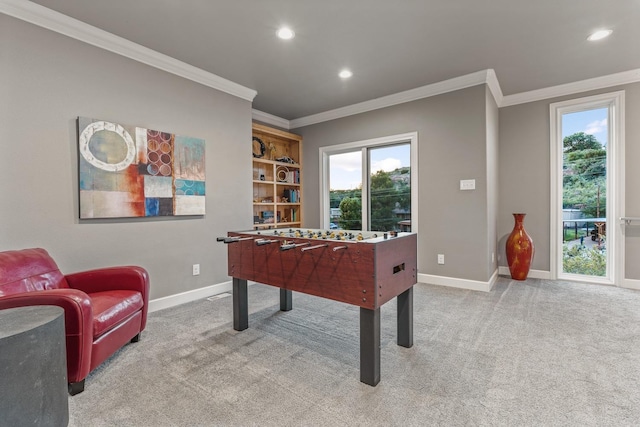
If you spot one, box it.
[562,132,606,218]
[562,176,606,218]
[330,167,411,231]
[563,228,588,241]
[395,181,411,212]
[562,244,606,276]
[338,197,362,230]
[563,132,602,152]
[564,148,606,179]
[330,189,361,209]
[370,170,397,231]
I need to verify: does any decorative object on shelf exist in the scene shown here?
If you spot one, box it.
[268,142,276,160]
[78,117,205,218]
[506,213,534,280]
[275,156,296,164]
[276,166,290,182]
[252,136,265,158]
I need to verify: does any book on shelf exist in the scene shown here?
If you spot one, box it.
[282,189,300,203]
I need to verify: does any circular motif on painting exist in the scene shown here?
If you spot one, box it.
[79,121,135,172]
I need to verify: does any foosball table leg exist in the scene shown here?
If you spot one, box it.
[280,289,292,311]
[233,278,248,331]
[397,286,414,348]
[360,307,381,386]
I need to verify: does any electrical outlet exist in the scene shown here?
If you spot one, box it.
[192,264,200,276]
[437,254,445,265]
[492,252,495,263]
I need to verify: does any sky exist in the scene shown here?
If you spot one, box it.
[329,144,410,190]
[562,107,608,146]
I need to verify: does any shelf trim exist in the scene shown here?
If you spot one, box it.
[253,158,301,167]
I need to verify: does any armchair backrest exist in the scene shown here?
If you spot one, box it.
[0,248,69,296]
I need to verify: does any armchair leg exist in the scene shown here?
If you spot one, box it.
[68,379,85,396]
[130,333,141,343]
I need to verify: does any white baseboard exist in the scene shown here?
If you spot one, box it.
[497,266,551,280]
[622,278,640,290]
[148,281,233,313]
[418,271,498,293]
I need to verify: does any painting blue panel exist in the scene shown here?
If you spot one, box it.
[175,179,205,196]
[173,136,205,182]
[145,198,160,216]
[79,159,94,191]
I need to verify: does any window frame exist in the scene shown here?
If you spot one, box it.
[319,132,419,234]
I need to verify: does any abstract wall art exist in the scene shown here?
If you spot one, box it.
[78,117,206,218]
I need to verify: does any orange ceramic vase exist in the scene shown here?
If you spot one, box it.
[506,213,534,280]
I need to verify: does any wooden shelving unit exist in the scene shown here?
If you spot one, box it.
[252,123,302,229]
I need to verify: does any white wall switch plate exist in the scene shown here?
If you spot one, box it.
[192,264,200,275]
[460,179,476,190]
[437,254,445,264]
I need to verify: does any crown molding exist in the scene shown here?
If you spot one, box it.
[501,68,640,107]
[290,69,498,129]
[251,109,291,130]
[0,0,257,102]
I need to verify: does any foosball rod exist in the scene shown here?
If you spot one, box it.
[255,239,280,246]
[332,245,348,251]
[280,242,311,251]
[300,243,329,252]
[216,237,257,243]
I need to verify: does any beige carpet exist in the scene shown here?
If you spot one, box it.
[68,277,640,426]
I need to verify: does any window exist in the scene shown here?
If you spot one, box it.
[319,133,418,233]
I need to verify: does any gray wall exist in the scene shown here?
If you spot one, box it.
[0,16,253,300]
[293,85,495,282]
[499,82,640,280]
[4,14,639,298]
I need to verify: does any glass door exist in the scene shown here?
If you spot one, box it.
[561,108,608,278]
[368,144,411,232]
[321,133,418,233]
[328,151,362,230]
[551,91,623,285]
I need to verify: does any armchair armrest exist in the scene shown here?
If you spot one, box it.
[65,266,149,299]
[0,288,92,335]
[65,266,150,330]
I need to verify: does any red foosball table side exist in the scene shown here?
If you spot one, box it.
[226,231,417,310]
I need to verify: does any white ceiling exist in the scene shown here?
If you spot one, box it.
[23,0,640,121]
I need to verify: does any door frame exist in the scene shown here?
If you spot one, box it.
[549,91,625,284]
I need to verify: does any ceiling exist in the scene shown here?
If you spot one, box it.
[26,0,640,121]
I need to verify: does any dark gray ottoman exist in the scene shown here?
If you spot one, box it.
[0,305,68,427]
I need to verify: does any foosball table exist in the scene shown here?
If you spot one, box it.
[219,227,417,386]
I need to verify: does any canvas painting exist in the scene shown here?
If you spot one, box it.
[78,117,206,218]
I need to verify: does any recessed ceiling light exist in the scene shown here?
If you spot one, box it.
[339,69,353,79]
[587,29,612,41]
[276,27,295,40]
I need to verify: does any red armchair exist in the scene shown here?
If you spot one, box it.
[0,248,149,395]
